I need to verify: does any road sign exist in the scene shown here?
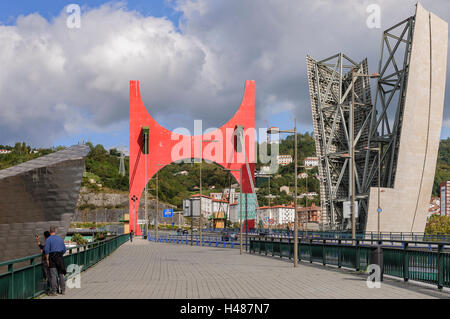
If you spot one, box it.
[377,208,382,213]
[343,201,359,219]
[163,209,173,218]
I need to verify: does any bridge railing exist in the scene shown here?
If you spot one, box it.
[148,234,246,249]
[249,237,450,290]
[0,234,129,299]
[190,229,450,242]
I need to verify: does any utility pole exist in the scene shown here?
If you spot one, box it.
[350,70,380,242]
[200,159,202,243]
[239,169,243,254]
[145,133,148,239]
[267,124,298,267]
[378,142,381,238]
[223,168,243,254]
[156,169,159,240]
[294,119,298,267]
[199,139,218,243]
[350,69,356,244]
[245,193,248,252]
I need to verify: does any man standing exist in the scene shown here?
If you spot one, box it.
[44,226,67,296]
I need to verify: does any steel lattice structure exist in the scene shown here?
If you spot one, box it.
[306,54,374,230]
[307,3,448,232]
[307,17,414,231]
[362,16,414,199]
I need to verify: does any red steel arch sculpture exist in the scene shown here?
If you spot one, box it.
[129,80,255,235]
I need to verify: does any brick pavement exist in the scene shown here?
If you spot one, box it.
[44,239,449,299]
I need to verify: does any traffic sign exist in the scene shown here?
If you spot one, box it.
[163,209,173,218]
[377,208,382,213]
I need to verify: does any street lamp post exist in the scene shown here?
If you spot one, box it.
[350,68,356,244]
[299,165,309,237]
[267,121,298,267]
[350,70,380,243]
[223,168,243,254]
[364,144,382,238]
[144,133,148,239]
[155,164,164,241]
[200,139,219,244]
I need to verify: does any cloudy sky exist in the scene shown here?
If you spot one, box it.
[0,0,448,150]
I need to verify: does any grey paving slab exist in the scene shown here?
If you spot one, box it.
[43,239,449,299]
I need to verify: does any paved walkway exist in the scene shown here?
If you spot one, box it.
[45,239,449,299]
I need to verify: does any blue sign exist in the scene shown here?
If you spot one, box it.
[377,208,382,213]
[163,209,173,218]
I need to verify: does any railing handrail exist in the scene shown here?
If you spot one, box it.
[0,233,129,299]
[248,237,450,290]
[250,236,450,247]
[0,234,128,269]
[0,253,43,268]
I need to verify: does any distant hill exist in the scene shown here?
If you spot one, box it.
[433,138,450,196]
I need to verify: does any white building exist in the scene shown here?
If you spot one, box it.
[183,194,233,219]
[223,189,240,202]
[298,172,308,179]
[279,186,290,195]
[209,192,224,200]
[256,205,295,226]
[304,157,319,167]
[173,170,189,176]
[182,194,212,218]
[0,149,11,154]
[299,192,318,199]
[212,198,229,214]
[277,155,293,166]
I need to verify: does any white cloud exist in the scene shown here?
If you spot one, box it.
[0,0,449,147]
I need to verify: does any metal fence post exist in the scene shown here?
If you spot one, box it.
[322,239,326,266]
[280,238,282,259]
[338,239,342,268]
[356,240,360,271]
[271,237,274,257]
[8,264,13,299]
[437,244,443,289]
[403,242,409,282]
[309,239,313,263]
[288,237,292,260]
[30,258,36,298]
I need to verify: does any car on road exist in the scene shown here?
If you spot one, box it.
[221,232,231,241]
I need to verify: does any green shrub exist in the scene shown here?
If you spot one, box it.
[71,233,88,246]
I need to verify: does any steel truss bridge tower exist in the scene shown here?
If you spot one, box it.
[307,3,448,232]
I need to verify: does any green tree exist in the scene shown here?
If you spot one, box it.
[425,215,450,235]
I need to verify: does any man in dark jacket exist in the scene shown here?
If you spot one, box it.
[44,226,67,296]
[35,231,51,293]
[130,229,134,242]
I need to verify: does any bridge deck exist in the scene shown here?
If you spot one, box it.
[45,239,448,299]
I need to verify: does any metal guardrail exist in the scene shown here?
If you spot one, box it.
[148,234,246,249]
[249,237,450,289]
[0,234,129,299]
[200,229,450,242]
